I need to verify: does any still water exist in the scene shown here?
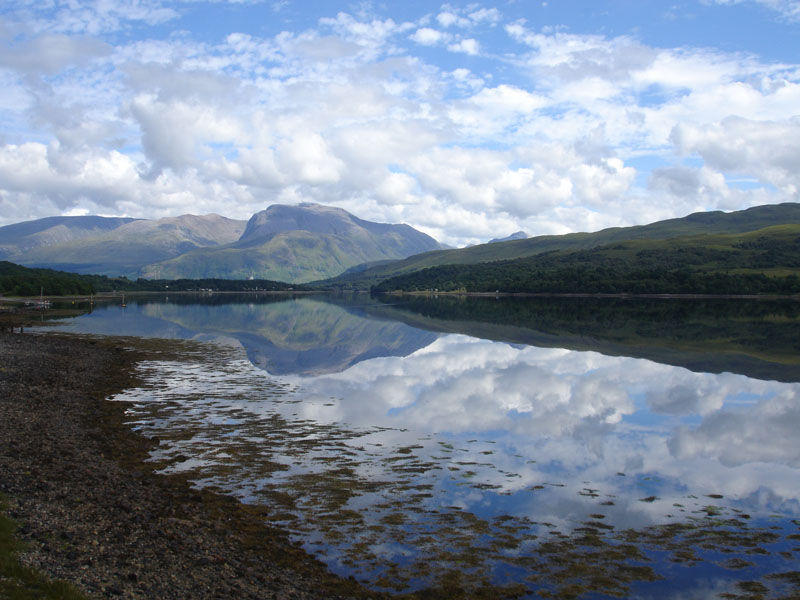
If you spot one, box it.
[42,294,800,598]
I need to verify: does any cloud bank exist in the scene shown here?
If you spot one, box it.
[0,1,799,245]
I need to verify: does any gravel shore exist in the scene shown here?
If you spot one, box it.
[0,323,385,599]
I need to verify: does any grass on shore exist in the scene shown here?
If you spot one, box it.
[0,494,88,600]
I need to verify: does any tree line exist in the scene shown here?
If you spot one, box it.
[371,237,800,296]
[0,261,303,296]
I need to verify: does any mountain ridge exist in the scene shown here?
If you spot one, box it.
[371,223,800,295]
[1,204,443,283]
[320,202,800,289]
[12,214,247,277]
[0,216,139,260]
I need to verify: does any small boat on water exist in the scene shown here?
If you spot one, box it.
[25,287,51,309]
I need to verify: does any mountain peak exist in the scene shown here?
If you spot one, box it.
[240,203,362,242]
[489,231,529,244]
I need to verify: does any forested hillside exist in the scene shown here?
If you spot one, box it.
[372,225,800,295]
[0,261,97,296]
[322,203,800,290]
[0,262,303,297]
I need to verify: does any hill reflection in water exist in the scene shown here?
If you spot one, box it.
[368,294,800,383]
[49,293,439,376]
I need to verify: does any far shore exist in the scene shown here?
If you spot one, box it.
[377,290,800,300]
[3,288,800,306]
[0,288,325,305]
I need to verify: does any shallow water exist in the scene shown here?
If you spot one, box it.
[42,294,800,598]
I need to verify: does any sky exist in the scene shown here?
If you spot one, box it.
[1,0,799,247]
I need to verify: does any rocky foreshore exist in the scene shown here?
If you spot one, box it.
[0,322,384,599]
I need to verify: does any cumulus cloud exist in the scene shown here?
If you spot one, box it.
[437,10,470,28]
[447,38,479,55]
[648,166,728,199]
[409,27,450,46]
[671,116,800,197]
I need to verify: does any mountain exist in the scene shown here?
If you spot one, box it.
[489,231,528,244]
[12,214,246,277]
[320,203,800,290]
[0,216,138,260]
[140,203,442,283]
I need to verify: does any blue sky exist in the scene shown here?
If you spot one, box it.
[0,0,798,246]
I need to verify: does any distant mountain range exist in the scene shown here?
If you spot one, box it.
[0,204,442,283]
[4,202,800,293]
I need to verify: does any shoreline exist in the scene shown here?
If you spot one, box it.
[378,290,800,300]
[0,320,384,599]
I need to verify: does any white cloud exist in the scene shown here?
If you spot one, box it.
[276,131,345,184]
[436,10,470,28]
[436,4,501,28]
[11,0,179,35]
[130,94,245,174]
[506,26,657,82]
[670,116,800,197]
[447,38,479,55]
[409,27,450,46]
[0,34,111,75]
[318,12,414,58]
[473,83,544,112]
[1,3,799,244]
[468,7,501,24]
[648,165,729,199]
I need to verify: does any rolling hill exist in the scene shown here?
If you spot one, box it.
[319,203,800,290]
[371,224,800,295]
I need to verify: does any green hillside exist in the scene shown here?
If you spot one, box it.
[320,203,800,290]
[372,224,800,295]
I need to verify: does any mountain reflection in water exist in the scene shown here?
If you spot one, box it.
[48,294,438,375]
[42,294,800,598]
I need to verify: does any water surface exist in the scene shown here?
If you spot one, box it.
[42,294,800,598]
